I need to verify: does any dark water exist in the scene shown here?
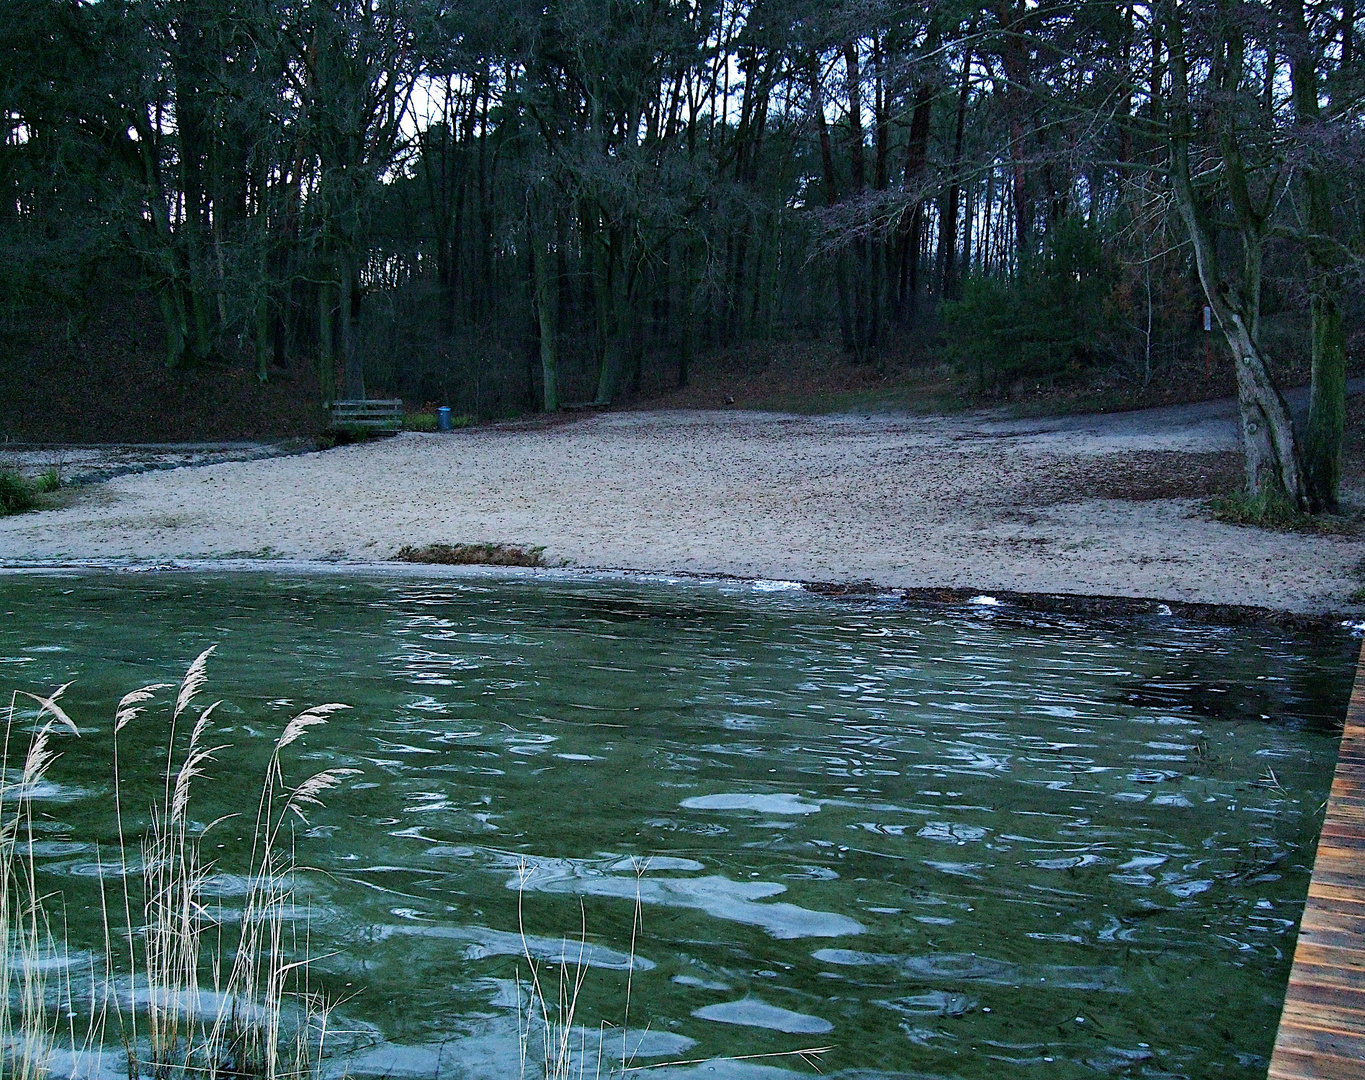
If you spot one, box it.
[0,571,1356,1080]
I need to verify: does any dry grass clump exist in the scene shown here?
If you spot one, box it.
[395,542,546,567]
[0,649,355,1080]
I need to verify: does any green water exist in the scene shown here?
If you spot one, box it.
[0,571,1355,1080]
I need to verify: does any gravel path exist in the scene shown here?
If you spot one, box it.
[0,403,1359,613]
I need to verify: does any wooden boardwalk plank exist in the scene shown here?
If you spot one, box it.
[1270,642,1365,1079]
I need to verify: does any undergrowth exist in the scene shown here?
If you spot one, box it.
[395,542,547,567]
[315,425,380,450]
[406,412,475,432]
[0,466,63,516]
[0,469,35,515]
[1207,490,1359,535]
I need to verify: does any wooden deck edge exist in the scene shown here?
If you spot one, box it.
[1269,641,1365,1079]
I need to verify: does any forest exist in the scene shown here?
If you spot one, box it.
[2,0,1362,510]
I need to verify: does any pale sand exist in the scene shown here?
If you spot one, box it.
[0,403,1359,614]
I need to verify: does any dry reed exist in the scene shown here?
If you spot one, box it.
[514,859,831,1080]
[0,650,354,1080]
[0,685,79,1079]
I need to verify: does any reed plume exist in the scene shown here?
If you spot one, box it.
[0,649,355,1080]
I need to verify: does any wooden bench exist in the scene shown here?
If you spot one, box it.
[329,399,404,432]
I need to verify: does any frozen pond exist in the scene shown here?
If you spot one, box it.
[0,571,1354,1079]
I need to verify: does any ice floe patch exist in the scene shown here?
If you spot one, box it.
[877,990,977,1018]
[752,580,804,593]
[680,793,822,815]
[1165,878,1212,899]
[692,997,833,1034]
[672,974,732,991]
[1031,854,1103,871]
[319,1000,691,1080]
[504,854,863,939]
[916,822,989,845]
[369,923,652,970]
[923,860,984,879]
[811,949,1127,992]
[607,856,704,873]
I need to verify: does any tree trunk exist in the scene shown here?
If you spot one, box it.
[678,240,695,388]
[593,226,633,405]
[318,275,336,406]
[897,85,933,319]
[1286,0,1347,511]
[156,287,190,370]
[254,271,272,383]
[962,180,975,278]
[340,254,364,400]
[843,42,874,359]
[939,48,972,300]
[993,0,1034,253]
[810,55,854,353]
[1305,293,1347,508]
[532,217,559,412]
[1222,316,1305,495]
[131,108,205,371]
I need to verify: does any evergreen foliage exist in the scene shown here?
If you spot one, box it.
[943,222,1121,390]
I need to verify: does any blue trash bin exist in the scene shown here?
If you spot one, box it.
[437,406,452,432]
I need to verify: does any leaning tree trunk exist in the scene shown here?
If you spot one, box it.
[1220,310,1307,498]
[1163,1,1307,506]
[155,285,190,371]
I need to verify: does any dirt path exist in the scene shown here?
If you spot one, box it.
[0,403,1359,613]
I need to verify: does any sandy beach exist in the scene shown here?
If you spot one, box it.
[0,401,1360,614]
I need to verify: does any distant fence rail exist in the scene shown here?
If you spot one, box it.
[329,399,404,431]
